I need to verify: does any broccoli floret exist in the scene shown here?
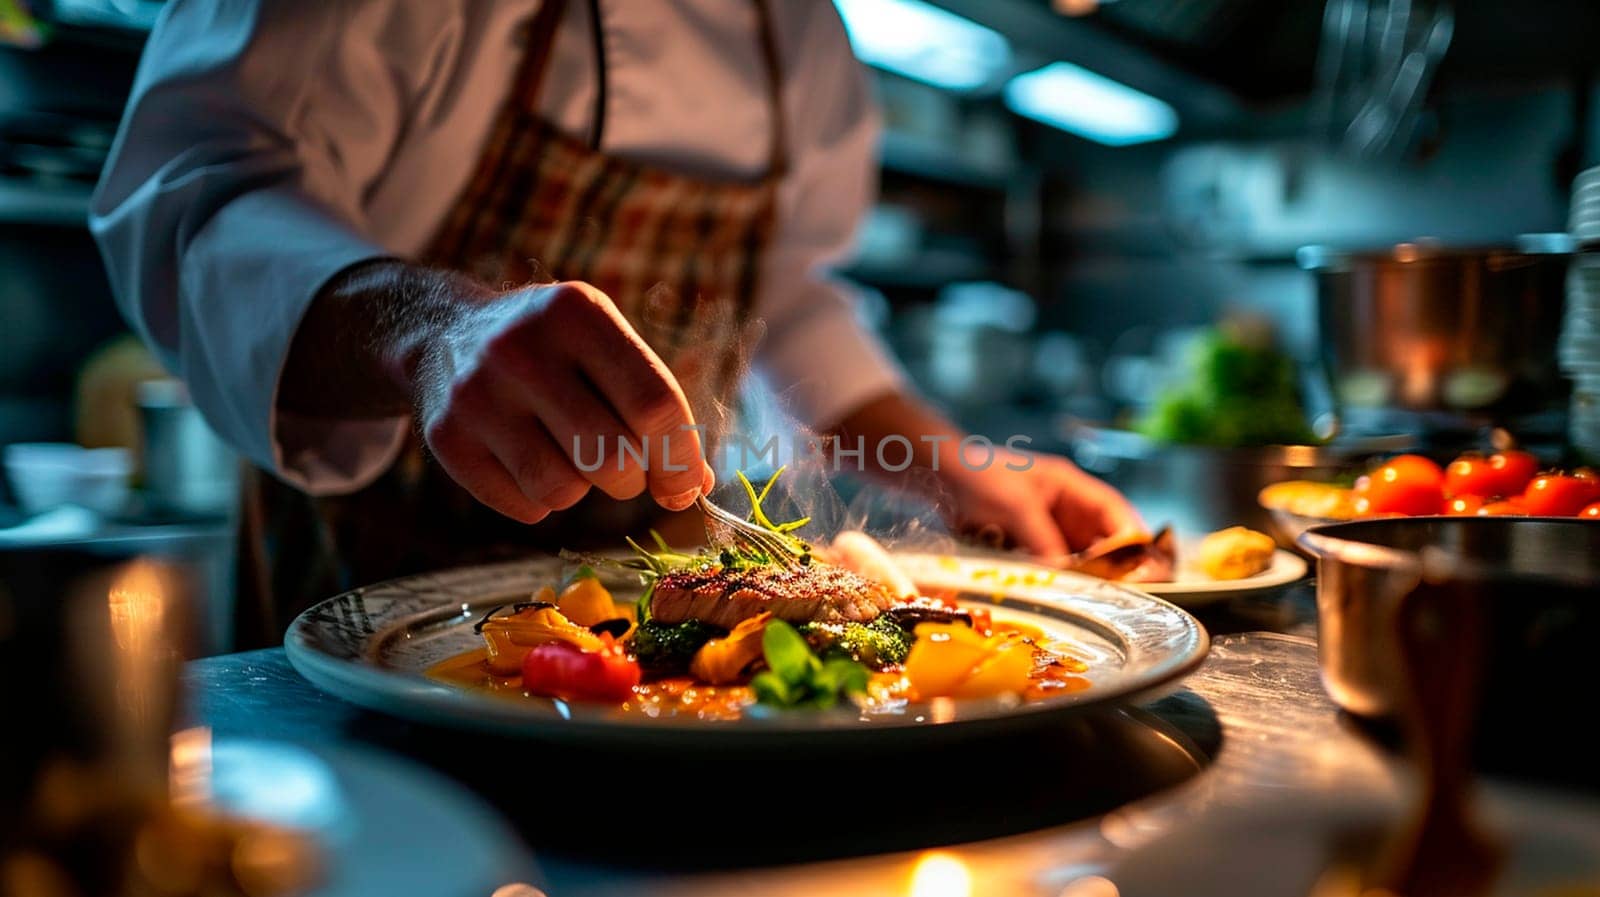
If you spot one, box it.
[799,616,913,668]
[629,619,721,675]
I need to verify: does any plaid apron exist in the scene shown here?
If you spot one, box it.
[237,0,786,644]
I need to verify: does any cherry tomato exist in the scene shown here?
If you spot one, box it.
[1355,454,1445,516]
[1575,468,1600,482]
[1485,450,1538,497]
[1477,499,1527,517]
[1522,474,1600,516]
[1444,494,1484,516]
[1443,454,1499,498]
[522,639,640,703]
[1579,502,1600,519]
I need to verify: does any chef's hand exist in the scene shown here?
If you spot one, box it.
[414,280,715,524]
[941,449,1145,557]
[280,263,714,525]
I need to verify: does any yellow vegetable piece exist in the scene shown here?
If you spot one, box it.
[952,641,1033,698]
[903,623,993,699]
[557,576,618,627]
[483,634,528,677]
[481,603,602,674]
[689,612,772,684]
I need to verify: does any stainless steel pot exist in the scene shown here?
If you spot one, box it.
[1300,236,1572,418]
[1299,517,1600,780]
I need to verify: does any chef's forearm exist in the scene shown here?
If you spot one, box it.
[278,260,494,419]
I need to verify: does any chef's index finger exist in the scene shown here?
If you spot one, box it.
[548,281,709,506]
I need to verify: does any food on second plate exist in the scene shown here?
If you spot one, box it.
[1054,523,1289,584]
[426,469,1091,716]
[1061,526,1176,582]
[1137,322,1319,448]
[1195,526,1276,580]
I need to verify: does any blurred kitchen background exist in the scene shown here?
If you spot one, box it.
[3,0,1599,653]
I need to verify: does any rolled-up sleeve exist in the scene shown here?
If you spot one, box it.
[753,6,906,430]
[89,0,461,493]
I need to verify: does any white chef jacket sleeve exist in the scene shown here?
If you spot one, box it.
[89,0,462,494]
[752,6,907,431]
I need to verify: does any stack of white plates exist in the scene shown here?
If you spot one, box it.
[1562,178,1600,458]
[1573,165,1600,245]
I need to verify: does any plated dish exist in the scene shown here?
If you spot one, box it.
[284,474,1208,744]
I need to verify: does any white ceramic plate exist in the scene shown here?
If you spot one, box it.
[285,556,1208,747]
[902,548,1307,609]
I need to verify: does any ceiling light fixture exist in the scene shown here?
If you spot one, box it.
[1004,61,1178,146]
[834,0,1013,92]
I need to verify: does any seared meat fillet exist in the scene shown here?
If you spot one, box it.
[650,563,897,629]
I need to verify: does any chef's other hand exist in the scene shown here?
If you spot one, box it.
[944,449,1144,558]
[415,280,714,524]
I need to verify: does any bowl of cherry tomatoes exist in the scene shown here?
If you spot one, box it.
[1259,450,1600,548]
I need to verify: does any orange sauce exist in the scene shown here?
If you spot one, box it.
[626,677,753,720]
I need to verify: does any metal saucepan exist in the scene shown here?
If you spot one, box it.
[1299,517,1600,784]
[1300,236,1572,419]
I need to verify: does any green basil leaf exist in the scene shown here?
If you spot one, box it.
[761,620,813,684]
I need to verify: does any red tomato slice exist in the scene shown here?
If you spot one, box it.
[1522,475,1600,517]
[522,641,640,703]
